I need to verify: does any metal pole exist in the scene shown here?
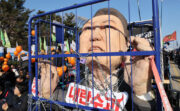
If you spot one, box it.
[28,17,32,111]
[35,24,38,97]
[152,0,162,110]
[28,0,109,22]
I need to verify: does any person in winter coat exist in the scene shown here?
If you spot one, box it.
[39,8,156,111]
[1,82,28,111]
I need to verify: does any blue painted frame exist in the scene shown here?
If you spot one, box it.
[28,0,162,110]
[152,0,162,110]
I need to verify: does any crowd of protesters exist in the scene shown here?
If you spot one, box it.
[0,47,30,111]
[0,45,75,111]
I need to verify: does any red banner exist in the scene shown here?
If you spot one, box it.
[163,31,176,42]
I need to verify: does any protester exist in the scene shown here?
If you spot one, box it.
[0,53,29,111]
[1,82,28,111]
[0,85,15,111]
[39,8,156,111]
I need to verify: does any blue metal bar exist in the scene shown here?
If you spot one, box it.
[31,51,156,59]
[152,0,162,110]
[61,12,65,52]
[75,8,80,83]
[28,21,32,96]
[27,0,164,110]
[31,38,35,45]
[28,0,111,110]
[49,15,52,96]
[77,31,81,52]
[28,0,108,23]
[107,1,113,109]
[35,19,75,30]
[128,0,134,110]
[61,11,66,102]
[38,20,41,52]
[49,15,52,111]
[90,4,95,107]
[28,14,33,111]
[152,0,161,76]
[35,24,39,97]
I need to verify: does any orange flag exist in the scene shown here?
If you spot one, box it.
[163,31,176,42]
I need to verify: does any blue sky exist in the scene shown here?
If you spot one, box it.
[24,0,180,50]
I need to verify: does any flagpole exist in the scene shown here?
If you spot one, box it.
[160,0,164,81]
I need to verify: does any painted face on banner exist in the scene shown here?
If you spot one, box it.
[80,15,127,72]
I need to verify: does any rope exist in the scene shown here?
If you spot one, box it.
[27,94,33,111]
[49,14,52,111]
[90,4,95,108]
[29,96,70,111]
[137,0,141,21]
[149,56,172,111]
[160,0,163,28]
[128,0,134,110]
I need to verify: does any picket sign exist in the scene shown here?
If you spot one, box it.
[66,83,128,111]
[31,77,41,97]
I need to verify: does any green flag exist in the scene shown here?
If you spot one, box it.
[39,37,42,51]
[4,30,11,48]
[43,37,47,52]
[51,33,56,42]
[0,29,6,46]
[64,39,70,52]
